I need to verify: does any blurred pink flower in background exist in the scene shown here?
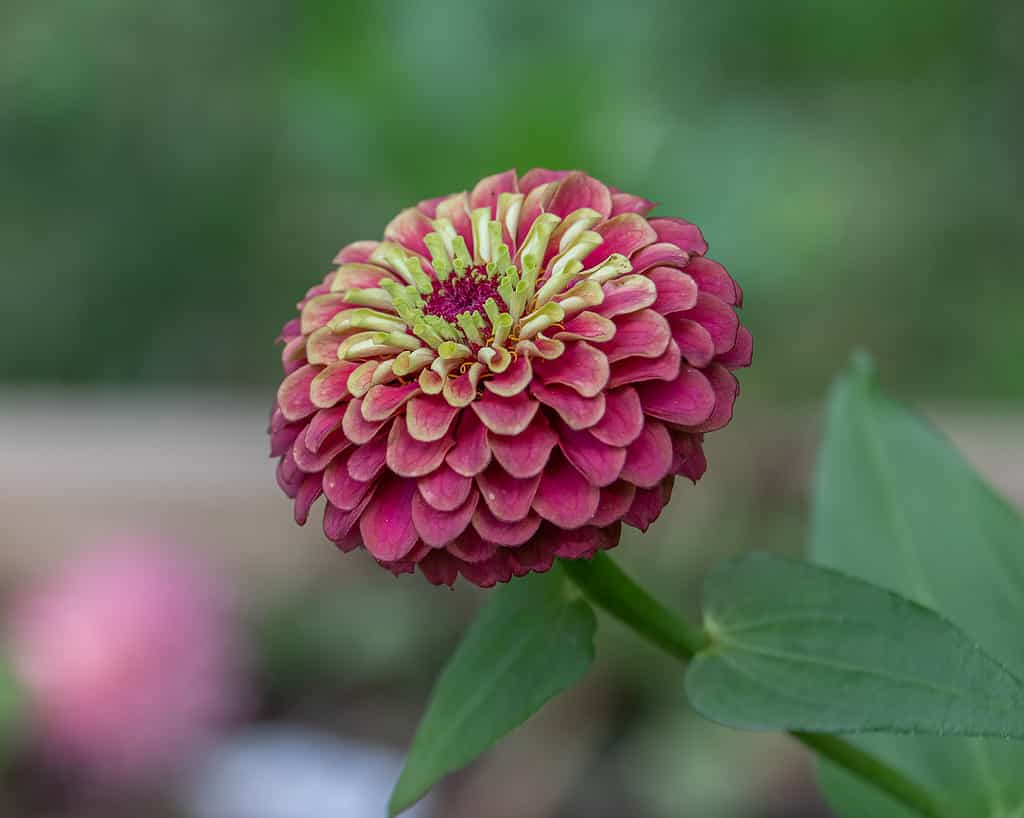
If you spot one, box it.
[4,539,245,786]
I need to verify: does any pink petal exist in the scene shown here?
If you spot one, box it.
[476,464,542,522]
[557,426,626,488]
[683,293,739,355]
[684,256,740,305]
[583,214,658,267]
[554,311,616,343]
[347,431,389,482]
[324,452,375,511]
[276,318,301,343]
[306,327,347,366]
[331,262,398,291]
[610,193,656,217]
[301,293,352,335]
[405,394,460,442]
[637,365,716,426]
[546,172,612,219]
[488,412,558,478]
[591,481,638,526]
[342,397,386,444]
[597,309,670,363]
[417,464,473,512]
[304,405,347,452]
[553,524,620,559]
[607,340,682,388]
[672,432,707,483]
[621,420,673,488]
[649,267,699,314]
[448,528,500,564]
[276,451,303,497]
[293,474,323,525]
[594,275,657,319]
[507,539,556,578]
[412,488,478,547]
[668,317,716,368]
[484,354,533,397]
[435,192,473,252]
[649,217,708,255]
[629,242,690,275]
[518,168,569,194]
[442,363,483,407]
[446,411,492,476]
[384,207,435,258]
[533,341,609,397]
[532,454,601,529]
[270,423,302,458]
[310,362,361,409]
[623,481,672,532]
[333,241,380,265]
[277,364,319,421]
[292,429,350,474]
[359,476,419,561]
[461,553,516,587]
[281,335,307,374]
[469,169,519,217]
[690,364,739,433]
[418,551,459,586]
[718,325,753,370]
[417,195,448,219]
[361,382,421,422]
[472,390,540,435]
[471,506,542,547]
[386,414,454,477]
[323,493,373,549]
[589,387,644,446]
[531,381,606,430]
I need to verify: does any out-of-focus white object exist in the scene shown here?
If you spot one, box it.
[186,724,436,818]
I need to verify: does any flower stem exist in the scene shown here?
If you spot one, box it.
[560,552,953,818]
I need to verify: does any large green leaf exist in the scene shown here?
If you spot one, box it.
[388,565,596,816]
[811,355,1024,817]
[685,552,1024,737]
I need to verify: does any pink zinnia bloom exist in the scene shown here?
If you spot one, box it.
[271,169,752,587]
[6,543,243,784]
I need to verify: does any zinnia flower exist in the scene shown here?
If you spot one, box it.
[271,169,751,587]
[5,542,243,784]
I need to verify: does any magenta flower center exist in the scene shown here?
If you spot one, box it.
[421,268,500,329]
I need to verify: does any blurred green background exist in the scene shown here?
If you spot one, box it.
[1,1,1021,817]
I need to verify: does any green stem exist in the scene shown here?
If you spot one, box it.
[560,553,953,818]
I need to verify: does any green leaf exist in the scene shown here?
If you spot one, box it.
[388,565,596,817]
[811,354,1024,817]
[685,552,1024,738]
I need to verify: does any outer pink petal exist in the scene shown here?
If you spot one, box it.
[610,193,657,217]
[304,405,347,453]
[554,311,616,343]
[690,364,739,433]
[342,397,386,444]
[333,241,380,265]
[531,381,606,429]
[623,481,672,532]
[476,465,542,522]
[471,506,542,547]
[418,551,459,586]
[621,420,673,488]
[446,410,492,476]
[649,217,709,255]
[435,192,473,252]
[488,413,558,478]
[347,431,389,482]
[412,488,478,547]
[546,172,612,219]
[532,454,601,529]
[533,341,609,397]
[597,309,670,363]
[553,524,620,559]
[557,426,626,488]
[637,365,716,427]
[461,553,516,587]
[594,276,657,319]
[518,168,569,194]
[607,340,682,388]
[448,528,500,564]
[583,214,658,267]
[311,362,361,409]
[323,452,375,512]
[405,394,460,442]
[629,242,690,274]
[384,207,435,259]
[331,262,398,291]
[292,429,350,474]
[386,415,454,477]
[684,256,741,305]
[484,353,532,397]
[278,364,319,421]
[472,390,540,435]
[276,451,303,497]
[590,481,638,526]
[361,382,421,422]
[469,169,519,217]
[270,423,302,458]
[649,267,699,314]
[683,293,739,355]
[717,325,753,370]
[293,474,323,525]
[417,464,473,512]
[516,182,556,246]
[300,293,353,335]
[668,317,716,368]
[672,432,707,483]
[359,476,419,561]
[588,387,644,447]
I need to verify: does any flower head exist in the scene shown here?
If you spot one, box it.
[271,169,752,587]
[6,541,243,784]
